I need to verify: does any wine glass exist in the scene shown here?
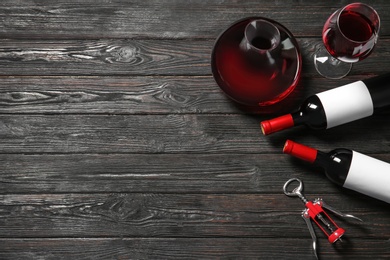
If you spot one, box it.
[314,3,380,79]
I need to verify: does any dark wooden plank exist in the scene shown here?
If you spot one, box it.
[0,1,388,259]
[0,238,388,260]
[0,38,388,76]
[0,193,388,238]
[0,0,389,39]
[0,76,232,115]
[1,114,390,154]
[2,153,390,195]
[0,39,210,76]
[0,114,261,154]
[0,75,386,115]
[0,153,292,193]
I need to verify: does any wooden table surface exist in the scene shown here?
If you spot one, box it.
[0,1,389,259]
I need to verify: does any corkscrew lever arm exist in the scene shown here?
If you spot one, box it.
[320,200,363,222]
[283,178,362,259]
[302,212,318,260]
[284,178,319,258]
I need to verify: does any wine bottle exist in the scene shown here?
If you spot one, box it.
[261,73,390,135]
[283,140,390,203]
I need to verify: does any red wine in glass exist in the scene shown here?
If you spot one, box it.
[314,3,380,79]
[211,18,302,113]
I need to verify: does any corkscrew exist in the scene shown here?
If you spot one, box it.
[283,178,362,259]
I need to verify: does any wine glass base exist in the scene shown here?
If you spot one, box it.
[314,48,352,79]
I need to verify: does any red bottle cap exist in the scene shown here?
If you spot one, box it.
[328,228,345,243]
[283,140,318,163]
[260,114,294,135]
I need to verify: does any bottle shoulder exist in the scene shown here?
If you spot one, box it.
[363,73,390,112]
[317,149,353,165]
[315,149,352,186]
[328,148,353,156]
[292,95,327,129]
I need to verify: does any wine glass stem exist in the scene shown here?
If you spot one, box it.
[329,57,341,66]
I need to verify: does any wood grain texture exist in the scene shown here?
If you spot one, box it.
[0,75,385,115]
[0,1,389,259]
[1,114,390,154]
[0,0,389,39]
[3,153,390,194]
[0,193,388,238]
[0,238,387,260]
[0,38,388,76]
[0,76,231,114]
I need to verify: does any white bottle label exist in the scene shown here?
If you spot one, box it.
[344,151,390,203]
[316,81,374,129]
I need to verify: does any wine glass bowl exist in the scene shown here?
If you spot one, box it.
[315,3,380,79]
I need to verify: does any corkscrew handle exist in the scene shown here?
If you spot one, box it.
[283,178,308,204]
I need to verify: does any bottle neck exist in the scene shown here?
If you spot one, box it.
[260,114,294,135]
[291,110,310,126]
[260,95,326,135]
[283,140,341,169]
[312,151,330,167]
[283,140,318,163]
[291,95,327,129]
